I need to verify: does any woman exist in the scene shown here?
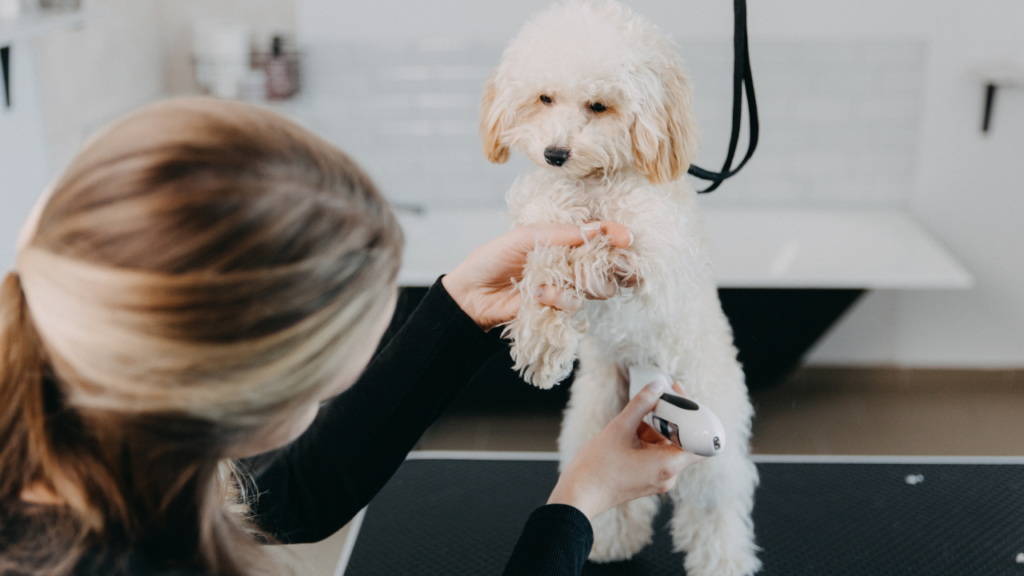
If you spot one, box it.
[0,99,702,576]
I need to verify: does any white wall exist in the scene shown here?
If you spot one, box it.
[299,0,1024,369]
[0,36,52,272]
[33,0,164,174]
[0,0,295,271]
[738,0,1024,368]
[3,1,1020,369]
[0,0,164,272]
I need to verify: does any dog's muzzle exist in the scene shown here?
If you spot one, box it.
[544,147,570,167]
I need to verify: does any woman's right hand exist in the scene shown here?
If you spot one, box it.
[546,380,707,520]
[441,221,634,331]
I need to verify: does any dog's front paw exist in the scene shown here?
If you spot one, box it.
[571,235,633,299]
[506,301,585,389]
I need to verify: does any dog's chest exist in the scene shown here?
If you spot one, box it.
[570,180,659,225]
[512,173,684,232]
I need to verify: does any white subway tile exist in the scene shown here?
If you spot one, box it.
[378,65,432,81]
[414,92,478,109]
[435,65,493,80]
[379,120,432,136]
[373,93,415,109]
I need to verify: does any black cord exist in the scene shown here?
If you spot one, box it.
[688,0,759,193]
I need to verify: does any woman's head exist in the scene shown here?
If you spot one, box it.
[0,98,402,573]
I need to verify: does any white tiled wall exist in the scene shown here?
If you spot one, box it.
[696,40,925,209]
[297,40,524,209]
[295,39,926,211]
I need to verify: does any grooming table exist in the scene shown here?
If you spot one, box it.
[335,451,1024,576]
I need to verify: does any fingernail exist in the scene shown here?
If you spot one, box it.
[628,230,634,247]
[580,222,601,240]
[647,380,665,395]
[556,291,582,311]
[534,286,545,300]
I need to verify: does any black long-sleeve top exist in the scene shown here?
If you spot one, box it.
[18,278,594,575]
[245,278,594,574]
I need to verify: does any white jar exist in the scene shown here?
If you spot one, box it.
[192,20,251,99]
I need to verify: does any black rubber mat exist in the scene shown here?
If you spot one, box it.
[341,457,1024,575]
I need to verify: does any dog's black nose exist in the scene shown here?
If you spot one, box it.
[544,147,570,167]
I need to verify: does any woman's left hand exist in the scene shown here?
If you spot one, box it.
[441,222,633,331]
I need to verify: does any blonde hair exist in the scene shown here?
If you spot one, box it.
[0,98,402,575]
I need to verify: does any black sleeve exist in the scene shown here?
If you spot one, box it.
[503,504,595,576]
[244,277,507,544]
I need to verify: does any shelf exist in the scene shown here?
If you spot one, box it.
[394,207,974,290]
[0,9,105,44]
[701,208,973,289]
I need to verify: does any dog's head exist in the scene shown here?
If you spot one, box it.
[480,0,699,184]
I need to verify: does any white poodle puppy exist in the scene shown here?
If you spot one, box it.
[479,2,760,575]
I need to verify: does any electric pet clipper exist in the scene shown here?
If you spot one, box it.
[628,365,726,457]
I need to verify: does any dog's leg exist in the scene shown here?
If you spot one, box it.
[589,496,661,563]
[505,243,587,389]
[558,338,660,562]
[669,450,761,576]
[664,300,761,576]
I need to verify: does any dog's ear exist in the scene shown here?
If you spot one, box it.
[630,64,700,185]
[480,75,512,164]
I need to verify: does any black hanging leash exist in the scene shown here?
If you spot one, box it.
[688,0,759,193]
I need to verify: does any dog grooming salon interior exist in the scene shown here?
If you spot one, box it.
[2,0,1023,574]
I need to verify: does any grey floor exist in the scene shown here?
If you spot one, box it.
[269,367,1024,575]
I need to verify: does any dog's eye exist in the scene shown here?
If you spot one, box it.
[540,95,552,104]
[590,102,607,113]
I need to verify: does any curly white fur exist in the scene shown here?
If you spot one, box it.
[481,2,760,575]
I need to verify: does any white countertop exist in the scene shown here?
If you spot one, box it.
[396,208,973,290]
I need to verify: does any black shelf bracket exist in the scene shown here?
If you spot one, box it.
[982,83,996,133]
[976,64,1024,134]
[1,45,10,108]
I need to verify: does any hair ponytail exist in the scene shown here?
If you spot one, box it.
[1,269,260,574]
[1,269,104,513]
[0,271,49,502]
[0,272,84,575]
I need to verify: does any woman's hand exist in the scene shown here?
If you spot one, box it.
[546,381,706,520]
[441,222,634,330]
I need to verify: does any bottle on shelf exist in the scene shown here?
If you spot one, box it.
[264,35,299,100]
